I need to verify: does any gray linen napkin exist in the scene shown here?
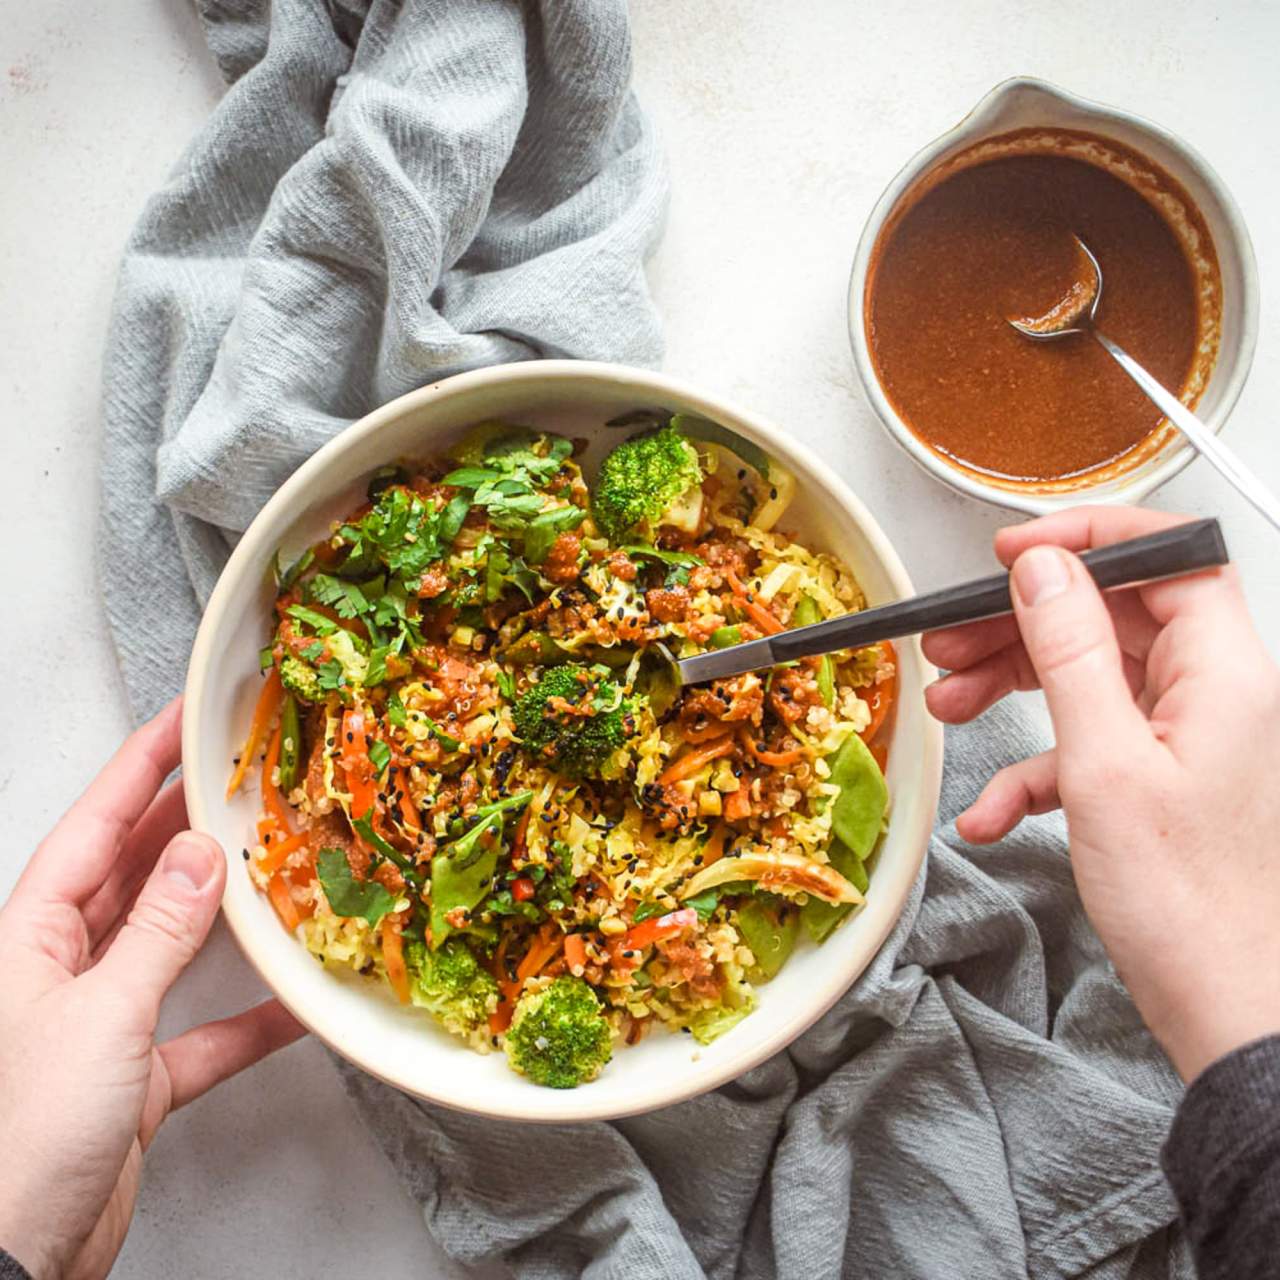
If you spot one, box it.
[99,4,1192,1277]
[100,0,666,723]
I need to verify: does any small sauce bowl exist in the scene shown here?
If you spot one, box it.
[848,77,1259,514]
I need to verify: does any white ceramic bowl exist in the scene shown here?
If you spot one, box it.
[183,361,944,1122]
[848,77,1259,515]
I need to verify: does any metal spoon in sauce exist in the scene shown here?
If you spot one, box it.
[1008,235,1280,533]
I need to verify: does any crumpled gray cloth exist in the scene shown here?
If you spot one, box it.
[337,698,1193,1279]
[100,0,666,723]
[99,5,1190,1278]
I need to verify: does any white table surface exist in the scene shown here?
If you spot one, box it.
[3,1,1278,1275]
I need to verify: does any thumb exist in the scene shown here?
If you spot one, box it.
[1010,544,1149,760]
[92,832,226,1022]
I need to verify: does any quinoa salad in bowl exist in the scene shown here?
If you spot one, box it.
[225,412,896,1090]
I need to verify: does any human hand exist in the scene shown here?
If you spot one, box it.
[924,506,1280,1084]
[0,699,304,1280]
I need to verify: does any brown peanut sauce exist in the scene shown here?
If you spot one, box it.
[866,129,1220,486]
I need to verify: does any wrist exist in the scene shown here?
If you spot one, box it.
[0,1153,63,1280]
[1132,954,1280,1084]
[0,1205,54,1280]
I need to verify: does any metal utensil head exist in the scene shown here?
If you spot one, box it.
[1007,234,1103,340]
[673,634,780,688]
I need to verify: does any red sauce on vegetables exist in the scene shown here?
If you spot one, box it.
[866,130,1220,485]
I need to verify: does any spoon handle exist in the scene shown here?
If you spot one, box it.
[1092,330,1280,534]
[767,518,1228,664]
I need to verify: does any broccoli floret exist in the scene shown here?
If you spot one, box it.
[278,654,324,703]
[512,664,640,779]
[592,425,703,543]
[406,939,499,1038]
[504,975,613,1088]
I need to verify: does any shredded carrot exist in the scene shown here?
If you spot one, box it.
[743,735,804,768]
[870,742,889,772]
[341,708,378,821]
[620,906,697,954]
[516,925,564,984]
[858,641,898,745]
[724,786,753,822]
[488,1000,515,1035]
[266,872,301,932]
[511,805,532,859]
[701,825,727,868]
[381,918,411,1005]
[226,668,283,798]
[260,727,295,833]
[564,933,588,975]
[257,829,309,877]
[658,734,735,786]
[724,568,785,636]
[398,789,421,831]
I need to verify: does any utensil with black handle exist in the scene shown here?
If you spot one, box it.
[671,517,1228,689]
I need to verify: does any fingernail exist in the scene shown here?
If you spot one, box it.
[162,834,218,892]
[1012,546,1071,607]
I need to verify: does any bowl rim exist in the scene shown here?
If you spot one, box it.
[847,75,1260,515]
[182,359,944,1122]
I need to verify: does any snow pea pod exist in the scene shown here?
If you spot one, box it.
[277,694,302,792]
[827,732,887,859]
[800,839,869,943]
[791,596,834,709]
[736,898,800,980]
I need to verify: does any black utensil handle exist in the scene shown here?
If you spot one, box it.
[771,518,1229,662]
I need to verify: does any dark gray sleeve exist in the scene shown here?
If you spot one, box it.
[0,1249,32,1280]
[1161,1034,1280,1280]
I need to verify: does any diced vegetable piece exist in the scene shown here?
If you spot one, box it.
[709,625,742,649]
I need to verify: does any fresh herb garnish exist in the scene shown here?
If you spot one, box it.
[351,813,424,887]
[285,604,339,636]
[523,505,586,564]
[622,544,704,569]
[317,847,398,926]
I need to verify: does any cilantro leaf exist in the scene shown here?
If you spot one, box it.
[622,545,704,569]
[524,505,586,564]
[307,573,369,620]
[316,659,346,691]
[317,847,398,926]
[386,692,408,727]
[286,605,338,636]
